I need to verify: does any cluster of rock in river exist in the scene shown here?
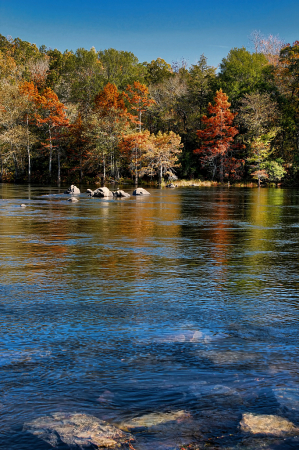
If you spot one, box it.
[64,185,151,202]
[22,409,299,449]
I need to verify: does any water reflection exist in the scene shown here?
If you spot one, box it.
[1,184,299,449]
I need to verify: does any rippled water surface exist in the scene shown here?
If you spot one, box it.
[1,184,299,449]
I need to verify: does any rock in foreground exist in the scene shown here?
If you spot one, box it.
[132,188,150,196]
[113,190,130,198]
[23,412,134,449]
[64,185,80,195]
[68,197,79,203]
[92,187,113,198]
[240,413,299,436]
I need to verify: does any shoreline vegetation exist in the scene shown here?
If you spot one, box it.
[1,33,299,187]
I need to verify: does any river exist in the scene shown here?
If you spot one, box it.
[1,184,299,449]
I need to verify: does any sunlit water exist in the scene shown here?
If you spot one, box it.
[1,184,299,449]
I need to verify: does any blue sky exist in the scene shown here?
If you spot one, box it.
[0,0,297,67]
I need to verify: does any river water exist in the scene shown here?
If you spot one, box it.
[1,184,299,449]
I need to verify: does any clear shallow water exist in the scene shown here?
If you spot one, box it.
[1,184,299,449]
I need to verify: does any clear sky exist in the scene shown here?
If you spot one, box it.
[0,0,297,68]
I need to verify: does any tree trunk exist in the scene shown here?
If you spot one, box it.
[135,146,138,186]
[49,125,52,178]
[80,151,83,182]
[26,114,31,183]
[220,153,224,183]
[159,164,163,185]
[12,149,18,181]
[57,148,61,185]
[103,154,106,181]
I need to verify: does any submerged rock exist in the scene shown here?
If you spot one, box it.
[24,412,134,449]
[64,185,80,195]
[92,187,113,198]
[68,197,79,203]
[119,410,190,431]
[132,188,150,196]
[239,413,299,436]
[113,190,130,198]
[274,387,299,412]
[20,203,26,207]
[0,350,50,367]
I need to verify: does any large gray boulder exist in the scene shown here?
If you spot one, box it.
[93,187,113,198]
[64,185,80,195]
[132,188,150,196]
[113,190,130,198]
[240,413,299,436]
[23,412,134,449]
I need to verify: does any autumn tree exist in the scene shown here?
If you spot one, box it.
[19,81,40,181]
[119,131,150,185]
[194,89,239,181]
[85,83,131,181]
[238,92,279,186]
[124,81,155,132]
[144,131,183,183]
[35,88,69,182]
[0,80,29,180]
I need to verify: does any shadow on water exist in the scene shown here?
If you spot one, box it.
[1,184,299,448]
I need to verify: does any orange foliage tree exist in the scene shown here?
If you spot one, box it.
[19,81,40,181]
[145,131,183,183]
[124,81,155,131]
[35,88,69,181]
[94,82,128,117]
[86,83,133,180]
[119,131,150,185]
[194,89,240,181]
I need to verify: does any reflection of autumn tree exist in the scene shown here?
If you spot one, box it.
[206,193,232,288]
[0,203,69,285]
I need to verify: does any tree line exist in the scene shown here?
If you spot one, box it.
[0,32,298,185]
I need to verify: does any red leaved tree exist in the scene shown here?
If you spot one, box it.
[194,89,239,181]
[35,88,69,182]
[124,81,155,132]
